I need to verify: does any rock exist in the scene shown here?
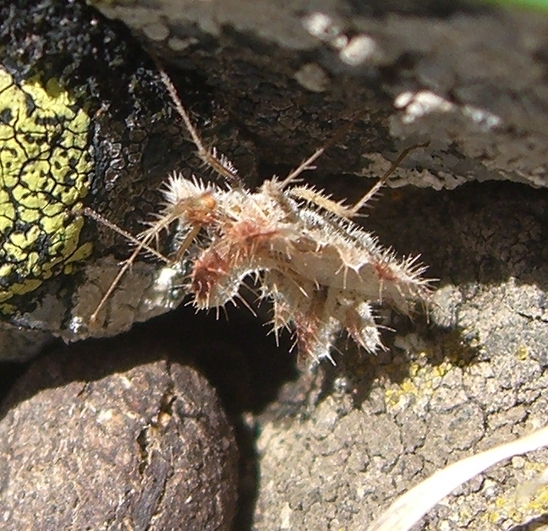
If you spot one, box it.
[96,0,548,190]
[2,0,548,347]
[0,329,239,530]
[2,2,548,529]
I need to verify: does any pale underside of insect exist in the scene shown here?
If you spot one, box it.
[87,69,431,363]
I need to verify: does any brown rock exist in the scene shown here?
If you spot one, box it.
[0,332,238,530]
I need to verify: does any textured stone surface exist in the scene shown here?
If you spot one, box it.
[0,0,201,347]
[250,180,548,530]
[2,0,548,346]
[0,330,239,530]
[1,2,548,530]
[96,0,548,191]
[254,341,548,530]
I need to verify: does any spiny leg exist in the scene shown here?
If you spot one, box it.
[279,109,369,189]
[81,207,168,262]
[88,210,182,325]
[172,224,201,262]
[158,68,241,187]
[90,240,149,325]
[87,64,240,325]
[287,185,355,219]
[287,142,428,219]
[345,142,429,217]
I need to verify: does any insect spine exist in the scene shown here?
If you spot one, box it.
[89,69,431,363]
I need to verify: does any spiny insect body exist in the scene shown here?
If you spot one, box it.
[89,69,430,363]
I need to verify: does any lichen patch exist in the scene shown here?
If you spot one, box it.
[0,66,93,313]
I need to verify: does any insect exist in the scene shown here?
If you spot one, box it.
[86,68,431,363]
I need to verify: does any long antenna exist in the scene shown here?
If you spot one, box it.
[347,142,429,217]
[158,68,242,186]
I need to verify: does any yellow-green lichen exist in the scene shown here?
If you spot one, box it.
[384,352,453,408]
[515,344,529,361]
[0,65,93,312]
[483,462,548,526]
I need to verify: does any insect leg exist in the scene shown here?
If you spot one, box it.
[158,68,242,187]
[80,207,169,262]
[88,210,178,325]
[279,109,369,189]
[347,142,429,217]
